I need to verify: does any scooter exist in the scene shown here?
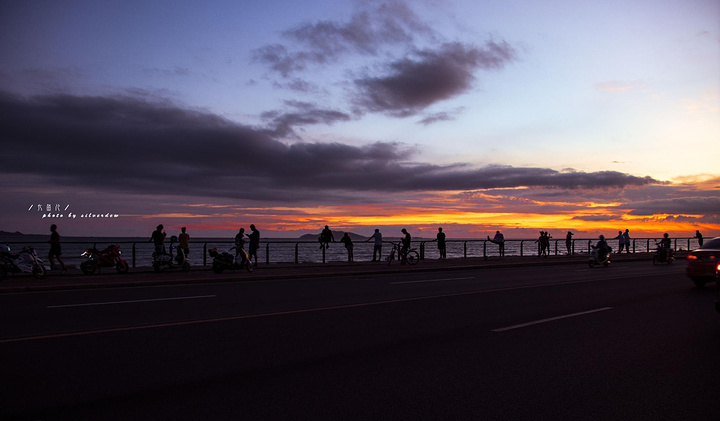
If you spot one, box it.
[209,246,253,273]
[0,244,46,280]
[652,246,674,265]
[80,244,129,275]
[588,246,611,268]
[152,237,190,272]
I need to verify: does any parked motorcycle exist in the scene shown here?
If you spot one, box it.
[152,237,190,272]
[209,246,253,273]
[652,246,675,265]
[80,244,129,275]
[588,246,611,268]
[0,244,46,280]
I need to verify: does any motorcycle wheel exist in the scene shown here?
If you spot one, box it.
[32,265,46,279]
[212,264,224,274]
[182,261,191,271]
[588,260,595,268]
[603,261,609,267]
[116,260,129,274]
[80,261,96,275]
[652,255,659,265]
[245,261,254,273]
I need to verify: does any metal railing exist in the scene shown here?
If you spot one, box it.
[2,237,703,267]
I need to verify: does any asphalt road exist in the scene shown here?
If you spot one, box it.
[1,261,718,420]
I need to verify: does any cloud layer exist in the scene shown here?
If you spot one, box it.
[252,0,517,120]
[0,91,661,203]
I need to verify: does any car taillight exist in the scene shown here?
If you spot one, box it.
[687,254,698,260]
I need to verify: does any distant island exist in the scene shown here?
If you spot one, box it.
[299,231,367,242]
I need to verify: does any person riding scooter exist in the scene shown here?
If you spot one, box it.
[589,235,612,267]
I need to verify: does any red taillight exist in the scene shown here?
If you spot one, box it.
[687,254,698,260]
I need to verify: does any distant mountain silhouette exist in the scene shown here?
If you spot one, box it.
[299,231,367,241]
[0,231,29,237]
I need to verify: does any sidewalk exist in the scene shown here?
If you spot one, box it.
[0,252,674,294]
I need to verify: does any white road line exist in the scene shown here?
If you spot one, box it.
[47,295,216,309]
[491,307,613,332]
[390,277,476,285]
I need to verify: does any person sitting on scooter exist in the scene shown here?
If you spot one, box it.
[658,233,672,260]
[595,235,610,260]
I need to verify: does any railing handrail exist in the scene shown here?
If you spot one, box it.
[1,237,704,267]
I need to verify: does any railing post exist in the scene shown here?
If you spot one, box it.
[483,241,487,260]
[265,243,270,265]
[588,240,592,254]
[132,243,136,268]
[203,243,207,266]
[647,239,650,253]
[520,240,524,257]
[295,243,299,264]
[420,241,425,260]
[464,241,468,258]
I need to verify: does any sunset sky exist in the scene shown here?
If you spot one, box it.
[1,0,718,239]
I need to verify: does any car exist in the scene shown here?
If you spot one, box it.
[686,237,720,287]
[716,263,720,314]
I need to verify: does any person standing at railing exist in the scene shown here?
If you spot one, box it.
[150,224,166,254]
[488,230,504,258]
[248,224,260,266]
[234,227,245,259]
[622,229,631,253]
[178,227,190,263]
[48,224,66,272]
[367,229,383,262]
[341,233,354,262]
[565,231,573,255]
[614,231,626,253]
[434,227,447,259]
[695,230,703,247]
[401,228,411,264]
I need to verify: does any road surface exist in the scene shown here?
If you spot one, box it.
[1,260,717,420]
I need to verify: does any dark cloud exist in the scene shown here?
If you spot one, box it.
[0,92,661,203]
[352,41,517,116]
[260,100,353,138]
[252,0,433,77]
[628,197,720,217]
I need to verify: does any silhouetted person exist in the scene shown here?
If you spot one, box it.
[622,229,631,253]
[401,228,411,264]
[320,225,334,250]
[565,231,573,255]
[595,235,610,260]
[341,233,354,262]
[48,224,66,272]
[234,228,246,261]
[150,224,166,254]
[695,230,703,247]
[367,229,383,262]
[178,227,190,263]
[657,233,672,260]
[435,227,447,259]
[248,224,260,265]
[614,230,625,253]
[488,230,505,258]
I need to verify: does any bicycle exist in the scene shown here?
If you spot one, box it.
[386,242,420,265]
